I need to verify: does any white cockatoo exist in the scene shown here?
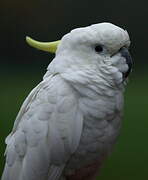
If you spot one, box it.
[2,22,132,180]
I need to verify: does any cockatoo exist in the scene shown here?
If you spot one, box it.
[2,22,132,180]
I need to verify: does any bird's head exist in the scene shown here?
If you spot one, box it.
[26,23,132,87]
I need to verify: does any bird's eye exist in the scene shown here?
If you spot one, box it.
[95,45,103,53]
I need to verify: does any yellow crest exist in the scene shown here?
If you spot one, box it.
[26,36,61,53]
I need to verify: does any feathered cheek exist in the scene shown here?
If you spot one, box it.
[110,67,123,84]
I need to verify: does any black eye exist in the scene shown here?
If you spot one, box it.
[95,45,103,53]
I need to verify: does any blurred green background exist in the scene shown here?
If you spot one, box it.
[0,0,148,179]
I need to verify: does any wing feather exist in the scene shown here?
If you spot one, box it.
[2,75,83,180]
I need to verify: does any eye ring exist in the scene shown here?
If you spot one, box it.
[95,45,103,53]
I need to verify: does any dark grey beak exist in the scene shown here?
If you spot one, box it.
[120,47,133,78]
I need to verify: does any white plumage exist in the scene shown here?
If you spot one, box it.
[2,22,132,180]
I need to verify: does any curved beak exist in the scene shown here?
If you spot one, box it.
[26,36,61,53]
[120,47,133,78]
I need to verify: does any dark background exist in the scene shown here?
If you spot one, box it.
[0,0,148,179]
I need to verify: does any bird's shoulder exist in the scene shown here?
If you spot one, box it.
[8,74,75,134]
